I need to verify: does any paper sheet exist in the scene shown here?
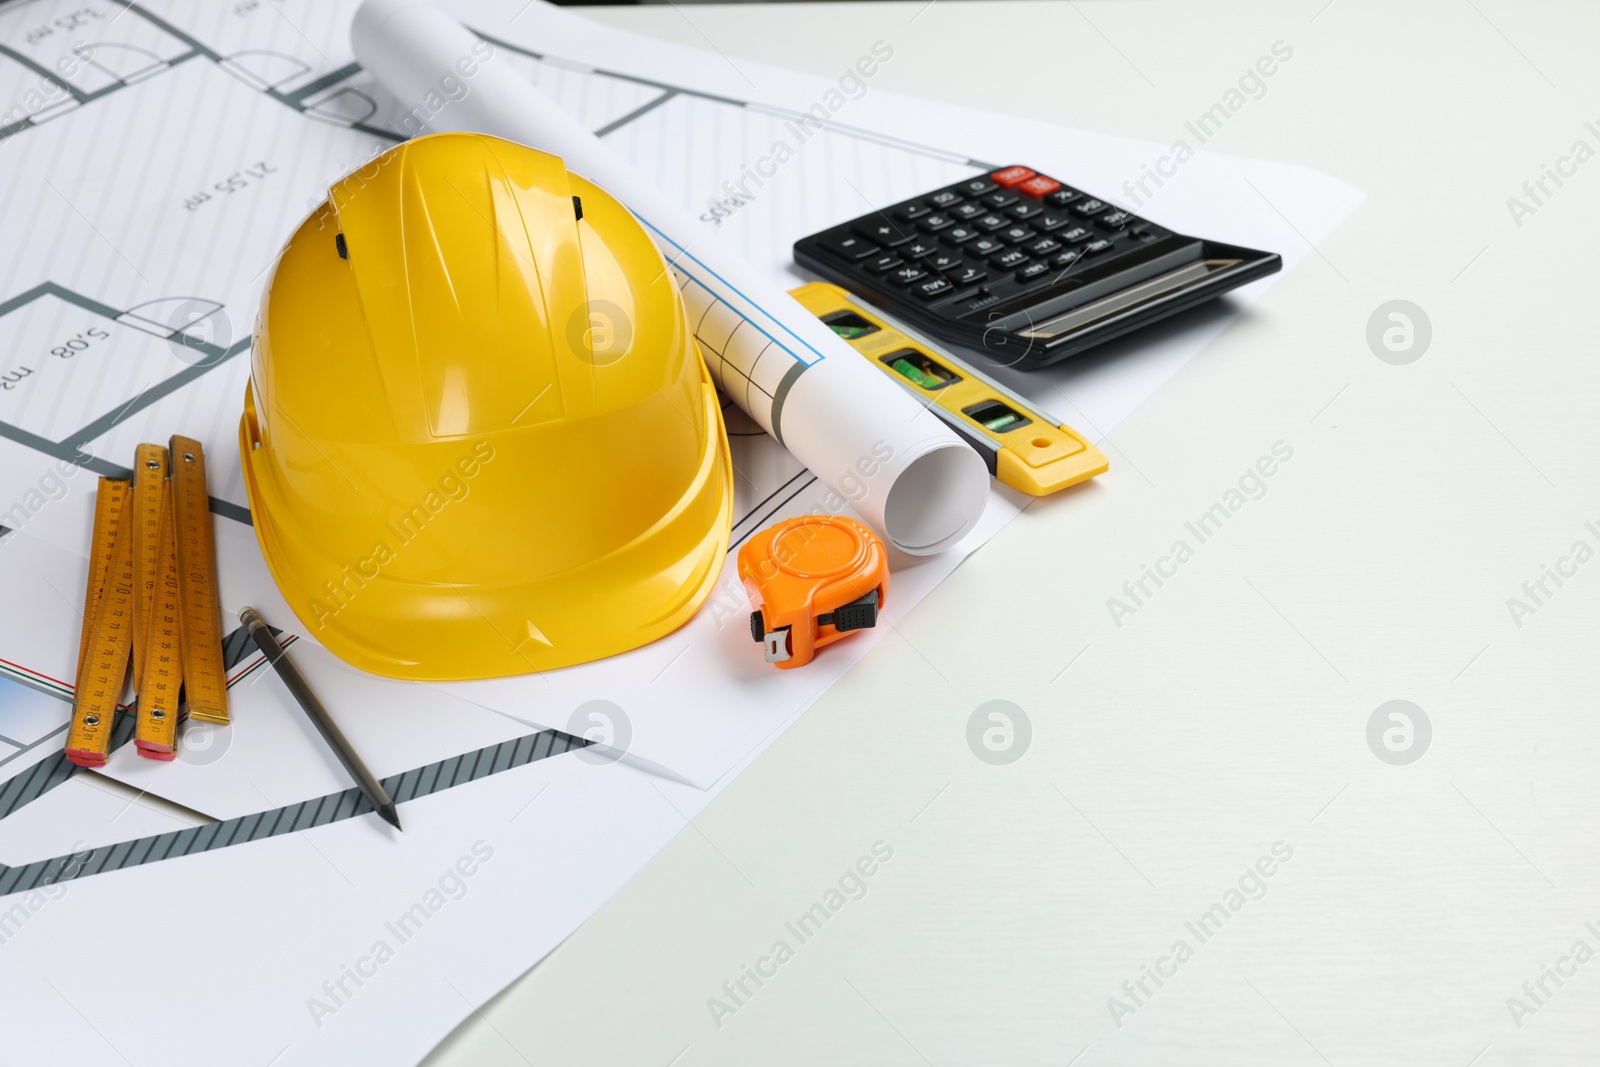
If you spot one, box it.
[0,1,1362,1063]
[423,0,1366,786]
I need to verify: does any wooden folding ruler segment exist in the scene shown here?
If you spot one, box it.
[74,480,126,697]
[170,435,228,726]
[136,478,183,759]
[129,444,167,694]
[66,437,230,766]
[66,479,136,767]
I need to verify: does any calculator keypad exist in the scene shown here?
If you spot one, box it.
[810,166,1170,316]
[794,162,1272,368]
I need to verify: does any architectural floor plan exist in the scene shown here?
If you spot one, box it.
[0,0,989,879]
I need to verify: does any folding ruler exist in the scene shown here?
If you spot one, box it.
[65,436,229,767]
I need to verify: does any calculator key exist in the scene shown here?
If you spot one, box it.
[999,225,1037,244]
[968,236,1005,257]
[1051,248,1083,268]
[1071,198,1109,217]
[854,221,913,246]
[1058,226,1092,243]
[929,190,963,208]
[1045,189,1083,207]
[1081,238,1115,256]
[928,253,962,273]
[982,190,1019,208]
[957,178,997,196]
[889,264,928,284]
[1099,210,1136,228]
[865,253,904,272]
[914,276,954,300]
[943,225,979,244]
[1133,228,1164,244]
[949,265,987,287]
[990,165,1036,187]
[974,213,1010,232]
[821,232,880,259]
[1025,237,1062,257]
[918,213,954,232]
[905,240,939,259]
[1018,175,1061,198]
[1007,202,1044,220]
[895,202,932,221]
[991,248,1029,270]
[1037,212,1073,232]
[1017,261,1051,282]
[952,201,988,220]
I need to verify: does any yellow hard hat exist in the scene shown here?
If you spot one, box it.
[241,132,732,681]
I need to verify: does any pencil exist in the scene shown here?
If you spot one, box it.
[237,606,402,831]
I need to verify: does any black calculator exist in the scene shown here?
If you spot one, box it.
[793,165,1281,369]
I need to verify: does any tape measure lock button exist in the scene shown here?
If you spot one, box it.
[737,515,889,670]
[820,589,879,632]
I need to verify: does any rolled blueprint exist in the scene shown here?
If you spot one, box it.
[351,0,988,554]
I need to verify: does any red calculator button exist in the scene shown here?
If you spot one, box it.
[1018,175,1061,198]
[990,166,1035,188]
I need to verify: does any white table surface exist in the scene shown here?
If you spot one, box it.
[426,2,1600,1064]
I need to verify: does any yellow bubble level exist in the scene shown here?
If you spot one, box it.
[789,282,1108,497]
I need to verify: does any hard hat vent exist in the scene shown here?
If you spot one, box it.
[333,135,583,439]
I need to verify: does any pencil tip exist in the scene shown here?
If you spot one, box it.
[379,804,402,831]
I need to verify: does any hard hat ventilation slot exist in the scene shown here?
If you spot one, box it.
[335,233,348,259]
[572,195,583,222]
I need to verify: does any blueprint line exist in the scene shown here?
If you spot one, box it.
[0,40,84,104]
[0,722,67,772]
[593,89,677,137]
[470,25,974,167]
[61,337,250,450]
[0,728,588,895]
[281,60,363,105]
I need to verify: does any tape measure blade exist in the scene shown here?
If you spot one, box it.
[129,444,169,694]
[135,482,183,760]
[74,480,127,697]
[67,496,138,767]
[169,435,228,725]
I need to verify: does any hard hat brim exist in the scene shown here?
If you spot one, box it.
[240,376,733,681]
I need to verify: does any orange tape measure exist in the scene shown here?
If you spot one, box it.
[66,437,229,767]
[738,515,889,670]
